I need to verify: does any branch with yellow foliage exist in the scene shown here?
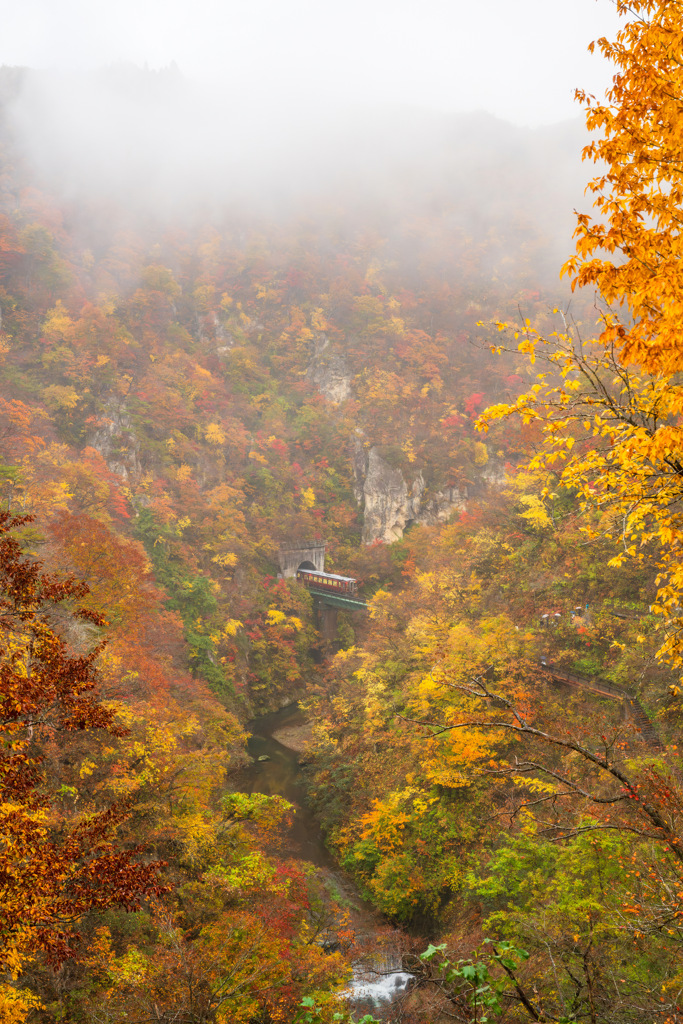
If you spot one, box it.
[479,0,683,673]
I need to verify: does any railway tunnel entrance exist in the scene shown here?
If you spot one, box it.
[277,541,326,578]
[278,541,367,640]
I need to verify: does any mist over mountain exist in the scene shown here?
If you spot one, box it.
[4,12,681,1018]
[5,5,683,1018]
[0,64,590,285]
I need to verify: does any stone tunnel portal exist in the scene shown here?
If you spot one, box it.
[278,541,326,579]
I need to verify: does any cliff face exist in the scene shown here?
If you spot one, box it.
[355,445,467,544]
[306,334,353,404]
[90,402,142,483]
[360,448,422,543]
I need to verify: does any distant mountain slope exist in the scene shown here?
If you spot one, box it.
[0,63,597,710]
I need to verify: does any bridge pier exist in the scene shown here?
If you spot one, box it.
[315,600,339,641]
[289,558,367,641]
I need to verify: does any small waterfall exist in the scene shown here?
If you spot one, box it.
[345,950,414,1012]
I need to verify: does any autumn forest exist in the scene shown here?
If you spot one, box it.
[3,2,683,1022]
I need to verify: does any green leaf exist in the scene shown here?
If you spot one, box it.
[421,942,447,961]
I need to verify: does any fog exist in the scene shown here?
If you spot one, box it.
[3,0,620,126]
[0,1,621,278]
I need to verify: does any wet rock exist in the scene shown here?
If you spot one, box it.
[271,720,314,753]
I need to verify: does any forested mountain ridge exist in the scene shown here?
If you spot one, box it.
[0,65,596,711]
[1,35,682,1023]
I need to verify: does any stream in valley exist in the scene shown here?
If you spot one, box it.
[238,703,337,868]
[235,703,416,1015]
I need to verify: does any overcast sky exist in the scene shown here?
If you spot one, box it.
[2,0,621,126]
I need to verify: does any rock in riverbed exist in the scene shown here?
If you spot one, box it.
[270,720,314,753]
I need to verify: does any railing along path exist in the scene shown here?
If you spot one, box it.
[541,664,662,751]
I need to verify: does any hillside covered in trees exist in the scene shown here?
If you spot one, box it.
[3,2,683,1020]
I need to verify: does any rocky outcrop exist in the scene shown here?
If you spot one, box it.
[418,485,468,526]
[195,309,234,348]
[480,463,507,488]
[193,310,236,359]
[356,446,467,544]
[351,434,367,505]
[210,312,236,358]
[306,334,352,404]
[361,448,422,544]
[90,402,142,482]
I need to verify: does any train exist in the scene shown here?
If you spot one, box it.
[296,569,359,596]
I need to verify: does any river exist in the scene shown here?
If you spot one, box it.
[235,703,416,1017]
[237,703,338,868]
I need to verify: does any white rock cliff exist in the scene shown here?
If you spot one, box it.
[355,445,467,544]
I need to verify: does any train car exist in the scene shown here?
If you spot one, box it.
[296,569,359,596]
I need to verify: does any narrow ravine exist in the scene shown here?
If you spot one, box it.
[235,703,418,1018]
[237,703,339,868]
